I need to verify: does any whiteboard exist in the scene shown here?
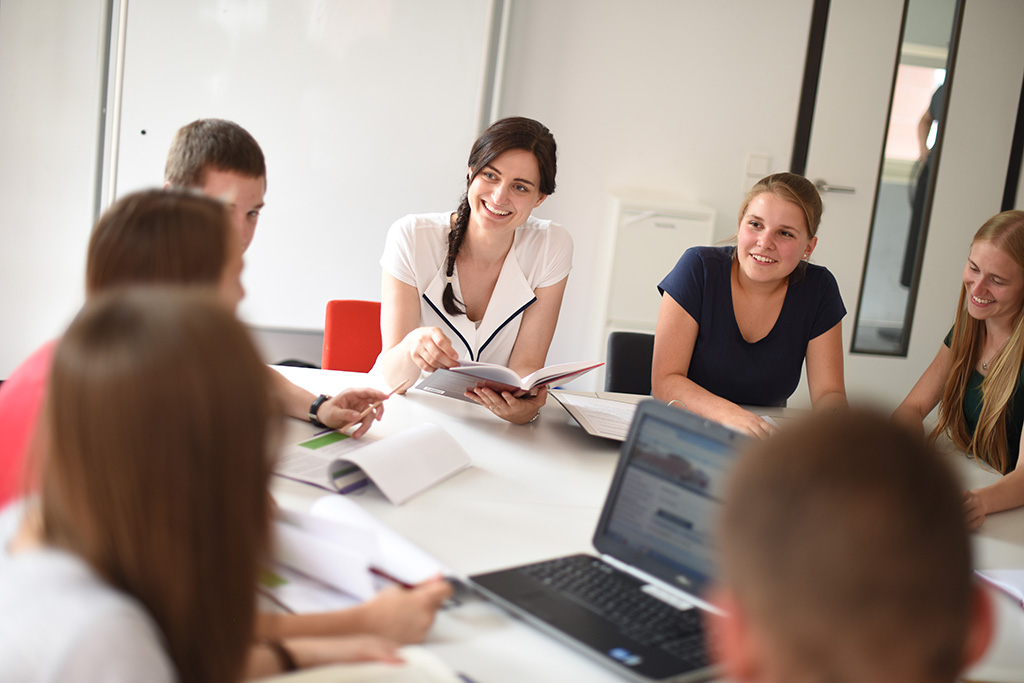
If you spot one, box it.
[114,0,492,330]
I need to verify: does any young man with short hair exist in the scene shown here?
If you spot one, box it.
[165,118,266,252]
[711,409,993,683]
[164,118,454,646]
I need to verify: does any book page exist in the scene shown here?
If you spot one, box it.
[311,494,450,586]
[553,391,639,441]
[518,360,604,388]
[975,569,1024,608]
[415,368,516,402]
[275,424,471,505]
[336,423,471,505]
[276,430,380,491]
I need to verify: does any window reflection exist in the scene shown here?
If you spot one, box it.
[851,0,960,355]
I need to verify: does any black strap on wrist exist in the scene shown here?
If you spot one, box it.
[308,393,331,428]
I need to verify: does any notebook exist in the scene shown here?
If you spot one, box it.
[469,399,745,682]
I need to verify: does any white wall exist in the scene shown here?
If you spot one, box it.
[1,0,1021,415]
[498,0,815,373]
[0,0,108,377]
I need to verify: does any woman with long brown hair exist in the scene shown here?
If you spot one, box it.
[0,289,275,681]
[0,189,451,663]
[896,210,1024,529]
[377,117,572,424]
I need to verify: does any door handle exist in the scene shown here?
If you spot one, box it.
[814,179,856,194]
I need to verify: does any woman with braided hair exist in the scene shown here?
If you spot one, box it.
[378,117,572,424]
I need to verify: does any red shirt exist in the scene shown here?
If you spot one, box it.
[0,340,56,506]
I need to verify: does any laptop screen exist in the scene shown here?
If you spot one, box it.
[593,400,745,598]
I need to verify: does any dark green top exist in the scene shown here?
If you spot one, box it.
[945,330,1024,473]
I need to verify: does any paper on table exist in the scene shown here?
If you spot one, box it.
[976,569,1024,608]
[260,563,361,614]
[311,494,450,586]
[552,391,639,441]
[265,500,449,613]
[273,515,377,600]
[276,430,382,492]
[553,391,782,441]
[276,423,471,505]
[257,645,463,683]
[341,423,470,505]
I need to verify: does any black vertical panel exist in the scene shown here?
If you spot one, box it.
[1003,67,1024,211]
[790,0,830,175]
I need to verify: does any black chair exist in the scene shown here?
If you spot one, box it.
[604,331,655,395]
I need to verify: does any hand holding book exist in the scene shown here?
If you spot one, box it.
[414,360,603,402]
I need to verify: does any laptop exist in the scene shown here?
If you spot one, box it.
[469,399,746,682]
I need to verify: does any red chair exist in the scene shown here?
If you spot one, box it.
[321,300,382,372]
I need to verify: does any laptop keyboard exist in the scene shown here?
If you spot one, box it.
[518,555,709,667]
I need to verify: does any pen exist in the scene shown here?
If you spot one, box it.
[369,566,415,589]
[338,379,411,432]
[370,567,466,609]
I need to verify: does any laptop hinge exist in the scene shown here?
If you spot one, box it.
[600,554,728,617]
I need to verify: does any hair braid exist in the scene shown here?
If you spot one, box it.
[443,195,471,315]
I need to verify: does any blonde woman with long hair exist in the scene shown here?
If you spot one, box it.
[896,210,1024,529]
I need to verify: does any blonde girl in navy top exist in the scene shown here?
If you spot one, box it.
[652,173,847,438]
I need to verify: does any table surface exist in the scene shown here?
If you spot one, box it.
[269,366,1024,683]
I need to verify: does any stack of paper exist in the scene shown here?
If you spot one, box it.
[264,496,451,614]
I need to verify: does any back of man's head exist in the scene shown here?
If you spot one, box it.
[715,408,986,683]
[164,118,265,188]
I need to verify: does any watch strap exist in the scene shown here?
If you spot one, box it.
[309,393,331,428]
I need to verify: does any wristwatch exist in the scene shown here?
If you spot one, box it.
[308,393,331,428]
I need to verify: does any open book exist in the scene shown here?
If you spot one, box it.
[264,495,452,613]
[415,359,603,403]
[275,423,471,504]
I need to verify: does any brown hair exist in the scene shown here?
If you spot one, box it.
[734,173,822,283]
[934,209,1024,473]
[719,408,971,682]
[40,288,278,683]
[164,118,266,188]
[443,116,557,315]
[86,189,231,296]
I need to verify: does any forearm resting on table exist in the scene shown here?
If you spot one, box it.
[974,469,1024,518]
[653,373,744,421]
[257,609,371,640]
[812,390,847,413]
[268,366,317,421]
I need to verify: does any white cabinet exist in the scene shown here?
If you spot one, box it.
[604,198,716,336]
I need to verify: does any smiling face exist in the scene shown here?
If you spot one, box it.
[466,149,547,236]
[963,240,1024,328]
[200,168,266,253]
[735,193,817,285]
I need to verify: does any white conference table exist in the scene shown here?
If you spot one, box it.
[270,366,1024,683]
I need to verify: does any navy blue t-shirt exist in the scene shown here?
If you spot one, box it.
[658,246,846,407]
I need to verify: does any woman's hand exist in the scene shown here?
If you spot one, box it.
[466,385,548,425]
[720,408,775,439]
[355,578,453,643]
[403,327,460,374]
[964,489,987,531]
[316,387,388,437]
